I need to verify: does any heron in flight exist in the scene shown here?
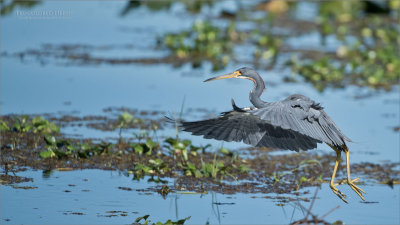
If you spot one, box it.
[177,67,365,203]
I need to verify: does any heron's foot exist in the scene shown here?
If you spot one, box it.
[330,184,348,203]
[347,177,366,201]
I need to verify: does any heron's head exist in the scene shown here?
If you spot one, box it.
[204,67,260,83]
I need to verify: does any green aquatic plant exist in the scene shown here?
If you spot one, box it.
[253,31,282,66]
[117,112,134,141]
[200,153,236,180]
[219,147,240,163]
[290,2,400,91]
[291,15,399,91]
[179,155,243,180]
[160,20,239,70]
[134,214,190,225]
[238,164,251,173]
[0,116,60,150]
[200,153,225,179]
[179,162,202,178]
[271,158,322,186]
[317,1,363,39]
[40,136,115,159]
[130,139,158,156]
[12,115,32,133]
[290,57,346,91]
[164,137,211,161]
[40,135,64,159]
[32,116,60,134]
[0,115,59,134]
[132,159,170,180]
[0,120,10,131]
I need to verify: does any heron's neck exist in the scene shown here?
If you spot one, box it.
[249,75,267,108]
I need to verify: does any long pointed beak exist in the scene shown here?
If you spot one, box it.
[204,71,242,82]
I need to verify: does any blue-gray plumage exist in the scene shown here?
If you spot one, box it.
[176,67,365,203]
[182,67,350,151]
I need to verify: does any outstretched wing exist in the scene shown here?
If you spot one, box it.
[177,100,321,151]
[250,94,351,147]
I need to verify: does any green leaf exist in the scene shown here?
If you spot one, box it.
[175,216,191,224]
[146,139,156,149]
[149,159,163,167]
[300,176,309,182]
[48,123,60,133]
[135,214,150,223]
[119,112,134,124]
[239,164,250,173]
[182,149,188,161]
[164,137,177,146]
[174,142,186,150]
[54,150,67,158]
[0,121,10,131]
[32,116,47,126]
[219,147,230,155]
[134,144,144,155]
[182,140,191,146]
[194,170,202,178]
[44,135,56,145]
[40,150,56,159]
[80,143,92,151]
[187,163,196,171]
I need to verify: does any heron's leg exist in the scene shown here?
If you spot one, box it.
[328,146,347,203]
[344,148,366,200]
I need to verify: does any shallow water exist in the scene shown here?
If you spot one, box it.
[1,1,399,224]
[2,169,399,224]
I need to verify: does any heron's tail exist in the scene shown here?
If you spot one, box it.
[164,116,182,124]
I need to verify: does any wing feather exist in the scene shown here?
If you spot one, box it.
[178,106,321,151]
[250,94,350,146]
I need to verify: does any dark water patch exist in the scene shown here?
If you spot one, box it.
[393,126,400,132]
[0,174,33,185]
[361,201,379,204]
[99,210,129,218]
[10,185,37,190]
[118,186,133,191]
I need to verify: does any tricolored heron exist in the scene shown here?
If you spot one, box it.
[177,67,365,203]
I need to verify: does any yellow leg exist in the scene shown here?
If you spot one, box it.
[344,148,366,201]
[329,147,347,203]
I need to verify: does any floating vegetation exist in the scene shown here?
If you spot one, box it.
[159,20,241,71]
[291,23,399,91]
[288,1,400,91]
[0,115,60,134]
[1,114,399,195]
[134,214,190,225]
[253,31,283,68]
[4,1,398,92]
